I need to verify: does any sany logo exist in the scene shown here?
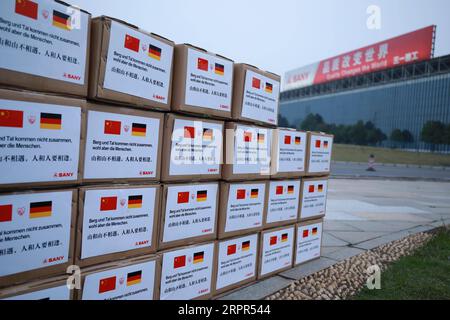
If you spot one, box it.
[289,72,309,84]
[63,73,81,81]
[139,171,153,176]
[54,172,74,178]
[135,240,149,246]
[153,94,165,101]
[43,256,65,264]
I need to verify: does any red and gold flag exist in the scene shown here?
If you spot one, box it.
[98,276,116,294]
[100,196,117,211]
[269,236,277,246]
[104,120,121,135]
[184,126,195,139]
[0,109,23,128]
[124,34,140,52]
[276,186,283,195]
[0,204,13,223]
[15,0,38,20]
[197,58,208,71]
[174,255,186,269]
[308,185,315,193]
[236,189,246,200]
[227,244,237,256]
[252,77,261,89]
[177,192,189,204]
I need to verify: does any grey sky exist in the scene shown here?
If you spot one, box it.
[74,0,450,78]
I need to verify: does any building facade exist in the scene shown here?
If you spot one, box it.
[280,54,450,152]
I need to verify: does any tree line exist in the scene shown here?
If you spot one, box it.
[278,114,450,147]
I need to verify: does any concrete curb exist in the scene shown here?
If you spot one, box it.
[330,175,450,182]
[218,222,446,300]
[332,161,450,171]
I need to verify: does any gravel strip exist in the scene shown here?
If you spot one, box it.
[266,231,435,300]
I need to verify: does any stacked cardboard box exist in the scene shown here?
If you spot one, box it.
[0,0,334,300]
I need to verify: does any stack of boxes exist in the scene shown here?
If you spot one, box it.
[0,0,333,300]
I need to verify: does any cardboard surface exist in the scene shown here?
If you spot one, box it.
[270,128,307,178]
[171,44,233,119]
[160,113,223,182]
[222,122,272,181]
[298,177,329,221]
[212,233,259,296]
[217,181,266,239]
[0,275,72,300]
[305,131,334,176]
[258,225,295,279]
[0,0,91,97]
[88,16,174,111]
[77,254,160,300]
[263,179,301,229]
[81,102,163,183]
[75,184,161,268]
[159,242,216,300]
[231,64,280,127]
[294,218,323,266]
[0,88,85,190]
[158,182,219,250]
[0,188,77,288]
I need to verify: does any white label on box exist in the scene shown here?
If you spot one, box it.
[266,180,300,224]
[260,227,294,276]
[216,234,258,291]
[3,285,70,300]
[0,99,81,184]
[0,0,88,84]
[224,183,265,233]
[103,21,173,104]
[81,187,157,259]
[169,118,222,176]
[163,184,218,243]
[296,222,322,264]
[184,48,233,112]
[276,130,306,173]
[241,70,280,125]
[308,135,333,173]
[232,125,271,175]
[82,260,156,300]
[83,110,160,179]
[160,242,214,300]
[301,180,328,219]
[0,191,72,277]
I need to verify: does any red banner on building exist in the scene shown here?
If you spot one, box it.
[284,25,435,90]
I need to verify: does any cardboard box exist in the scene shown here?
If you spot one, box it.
[264,179,301,229]
[160,242,215,300]
[270,128,307,178]
[159,182,218,250]
[305,132,334,176]
[232,63,280,126]
[212,233,259,296]
[258,225,295,279]
[0,189,77,288]
[75,184,161,268]
[171,44,234,119]
[294,219,323,266]
[0,0,91,97]
[88,16,174,111]
[222,122,272,181]
[77,254,160,300]
[0,275,72,300]
[0,88,84,190]
[217,181,266,239]
[160,113,223,182]
[299,177,329,221]
[81,102,163,183]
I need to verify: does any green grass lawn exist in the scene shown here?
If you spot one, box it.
[354,229,450,300]
[332,144,450,167]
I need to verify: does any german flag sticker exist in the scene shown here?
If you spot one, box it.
[40,113,62,130]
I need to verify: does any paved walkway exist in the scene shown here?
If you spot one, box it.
[331,162,450,181]
[219,179,450,300]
